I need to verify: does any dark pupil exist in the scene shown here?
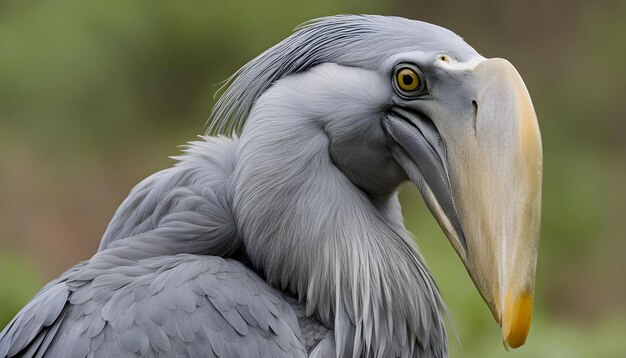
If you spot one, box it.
[402,74,414,86]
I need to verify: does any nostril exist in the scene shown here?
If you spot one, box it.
[472,100,478,133]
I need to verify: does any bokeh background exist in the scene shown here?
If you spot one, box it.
[1,0,625,356]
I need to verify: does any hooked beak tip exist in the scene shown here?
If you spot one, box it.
[501,291,533,349]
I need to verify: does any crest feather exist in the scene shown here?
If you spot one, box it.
[207,14,468,135]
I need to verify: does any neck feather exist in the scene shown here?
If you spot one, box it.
[233,89,448,357]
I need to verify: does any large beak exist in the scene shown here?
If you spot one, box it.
[384,58,542,349]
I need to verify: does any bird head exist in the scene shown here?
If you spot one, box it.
[212,15,542,349]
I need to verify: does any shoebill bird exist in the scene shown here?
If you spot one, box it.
[0,15,542,357]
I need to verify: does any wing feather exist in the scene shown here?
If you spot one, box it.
[1,255,306,357]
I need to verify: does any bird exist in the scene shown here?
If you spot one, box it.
[0,14,542,358]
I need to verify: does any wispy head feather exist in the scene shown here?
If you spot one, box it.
[207,14,470,135]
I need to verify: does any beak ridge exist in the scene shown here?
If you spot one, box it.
[464,58,542,348]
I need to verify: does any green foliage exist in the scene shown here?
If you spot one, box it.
[0,253,41,328]
[0,0,386,157]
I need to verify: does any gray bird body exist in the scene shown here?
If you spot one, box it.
[0,14,543,358]
[0,133,444,357]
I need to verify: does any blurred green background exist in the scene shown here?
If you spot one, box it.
[1,0,625,356]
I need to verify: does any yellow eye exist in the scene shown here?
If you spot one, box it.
[396,68,419,92]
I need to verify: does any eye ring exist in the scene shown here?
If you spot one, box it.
[393,64,427,97]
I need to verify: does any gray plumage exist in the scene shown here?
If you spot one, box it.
[1,137,306,358]
[0,14,491,358]
[208,15,472,135]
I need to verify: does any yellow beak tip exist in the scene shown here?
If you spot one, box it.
[501,291,533,349]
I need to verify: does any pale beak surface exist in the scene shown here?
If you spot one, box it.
[385,58,542,349]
